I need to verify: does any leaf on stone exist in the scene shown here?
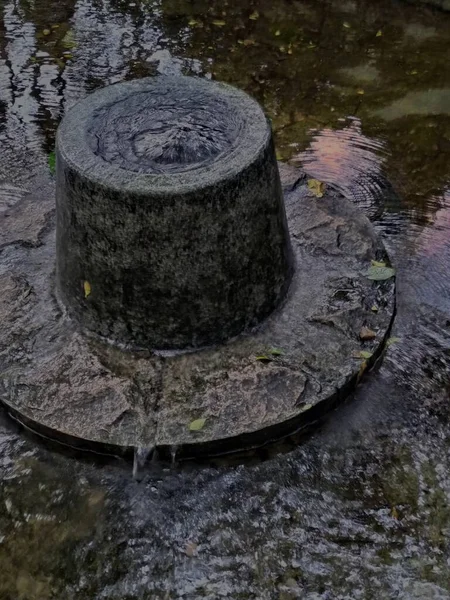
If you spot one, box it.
[359,326,376,341]
[367,265,395,281]
[386,336,401,347]
[353,350,373,360]
[212,19,226,26]
[299,403,313,413]
[391,506,399,519]
[189,418,206,431]
[268,347,284,356]
[255,355,273,362]
[371,305,379,313]
[249,10,259,20]
[185,541,198,557]
[307,178,326,198]
[371,259,386,267]
[48,151,56,174]
[83,280,91,298]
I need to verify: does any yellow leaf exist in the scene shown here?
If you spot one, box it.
[275,29,281,36]
[376,30,383,37]
[249,10,259,20]
[357,89,365,95]
[212,19,226,26]
[83,281,91,298]
[43,29,51,36]
[188,18,198,26]
[371,305,379,313]
[307,179,326,198]
[371,260,386,267]
[189,418,206,431]
[343,22,351,29]
[391,506,399,519]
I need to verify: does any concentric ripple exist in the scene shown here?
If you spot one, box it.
[89,90,242,174]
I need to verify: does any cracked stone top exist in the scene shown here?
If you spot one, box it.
[89,90,242,174]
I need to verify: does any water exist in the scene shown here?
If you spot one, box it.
[0,0,450,597]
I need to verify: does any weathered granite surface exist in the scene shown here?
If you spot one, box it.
[56,76,293,350]
[0,165,395,457]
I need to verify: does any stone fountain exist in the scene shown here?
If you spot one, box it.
[0,76,395,459]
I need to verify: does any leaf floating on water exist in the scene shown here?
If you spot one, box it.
[212,19,226,26]
[48,151,56,174]
[256,355,273,362]
[367,265,395,281]
[249,10,259,20]
[371,260,386,268]
[386,336,401,347]
[189,418,206,431]
[62,29,77,49]
[307,179,326,198]
[83,280,91,298]
[360,327,376,341]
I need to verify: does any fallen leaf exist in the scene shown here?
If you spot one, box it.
[386,336,401,347]
[48,151,56,174]
[371,260,386,267]
[212,19,226,26]
[189,418,206,431]
[51,24,60,29]
[83,280,91,298]
[357,359,367,380]
[376,30,383,37]
[256,355,273,362]
[268,347,284,356]
[357,89,365,95]
[62,29,77,49]
[391,506,399,519]
[371,305,379,313]
[240,38,256,46]
[307,179,326,198]
[185,541,198,557]
[353,350,373,360]
[360,327,376,341]
[367,265,395,281]
[299,403,313,413]
[343,22,351,28]
[188,18,198,26]
[249,10,259,20]
[275,29,281,36]
[43,28,51,36]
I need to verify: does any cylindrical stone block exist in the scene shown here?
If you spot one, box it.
[56,76,293,350]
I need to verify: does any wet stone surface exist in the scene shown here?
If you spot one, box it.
[0,166,395,456]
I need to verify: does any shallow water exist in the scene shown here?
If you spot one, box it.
[0,0,450,598]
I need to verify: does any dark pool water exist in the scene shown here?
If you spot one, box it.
[1,0,450,598]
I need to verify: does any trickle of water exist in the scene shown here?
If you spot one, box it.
[170,445,178,466]
[132,446,154,481]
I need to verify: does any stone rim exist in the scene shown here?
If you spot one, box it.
[57,76,270,195]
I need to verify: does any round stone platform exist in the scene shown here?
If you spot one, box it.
[0,164,395,459]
